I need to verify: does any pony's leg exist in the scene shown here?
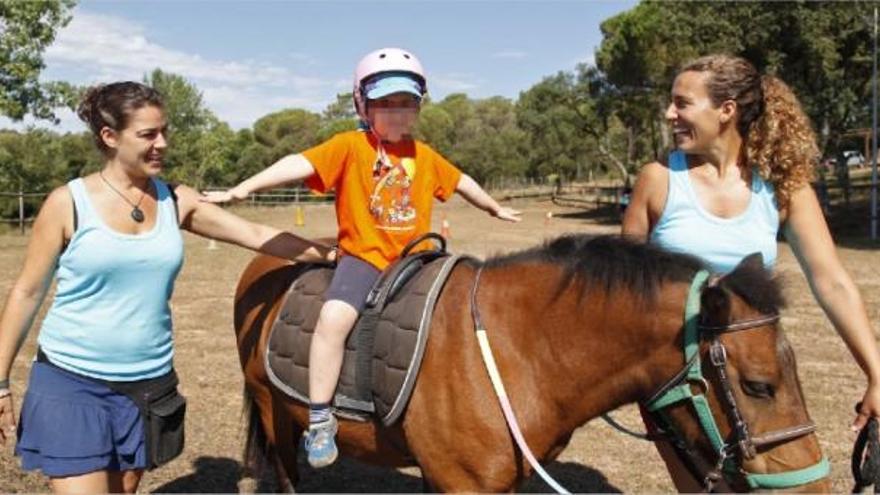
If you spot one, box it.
[262,444,296,494]
[420,468,437,493]
[251,398,301,493]
[269,399,304,493]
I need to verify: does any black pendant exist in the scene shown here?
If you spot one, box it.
[131,207,145,223]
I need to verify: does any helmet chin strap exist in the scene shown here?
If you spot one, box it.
[368,127,393,178]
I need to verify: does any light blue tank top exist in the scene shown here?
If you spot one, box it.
[650,151,779,274]
[39,177,184,381]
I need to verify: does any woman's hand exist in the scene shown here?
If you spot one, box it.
[0,392,16,445]
[854,382,880,432]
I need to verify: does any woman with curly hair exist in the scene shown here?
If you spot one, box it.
[623,54,880,491]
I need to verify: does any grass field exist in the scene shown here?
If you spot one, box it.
[0,196,877,492]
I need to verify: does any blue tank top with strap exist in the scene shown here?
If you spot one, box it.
[650,151,779,274]
[38,177,184,381]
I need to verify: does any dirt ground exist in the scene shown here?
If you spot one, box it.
[0,196,878,493]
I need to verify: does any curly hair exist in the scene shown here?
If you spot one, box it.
[681,55,818,210]
[77,82,164,155]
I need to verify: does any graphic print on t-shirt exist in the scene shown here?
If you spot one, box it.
[370,157,417,231]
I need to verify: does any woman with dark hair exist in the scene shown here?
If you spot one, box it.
[0,81,333,493]
[623,54,880,491]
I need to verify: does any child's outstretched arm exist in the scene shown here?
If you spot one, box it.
[455,174,521,222]
[202,153,316,203]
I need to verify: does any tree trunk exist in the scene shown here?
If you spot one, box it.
[819,116,830,154]
[626,126,636,171]
[597,141,629,184]
[658,96,669,152]
[650,114,660,160]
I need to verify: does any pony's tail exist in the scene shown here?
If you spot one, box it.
[242,386,268,476]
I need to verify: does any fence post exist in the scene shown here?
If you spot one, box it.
[18,190,25,235]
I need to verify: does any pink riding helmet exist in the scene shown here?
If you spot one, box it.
[352,47,427,121]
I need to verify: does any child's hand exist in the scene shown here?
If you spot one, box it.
[201,186,249,203]
[493,207,521,222]
[326,246,339,264]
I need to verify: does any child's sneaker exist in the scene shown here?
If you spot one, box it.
[305,415,338,468]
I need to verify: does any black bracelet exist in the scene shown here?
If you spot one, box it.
[0,379,9,390]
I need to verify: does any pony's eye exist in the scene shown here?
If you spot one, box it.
[742,380,775,398]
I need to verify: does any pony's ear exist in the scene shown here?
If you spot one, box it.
[700,285,731,328]
[733,253,764,275]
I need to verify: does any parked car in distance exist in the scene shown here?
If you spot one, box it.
[843,150,865,168]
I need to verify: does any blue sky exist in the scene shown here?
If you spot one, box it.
[4,0,638,132]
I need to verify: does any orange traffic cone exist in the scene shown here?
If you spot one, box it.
[441,213,451,239]
[294,206,305,227]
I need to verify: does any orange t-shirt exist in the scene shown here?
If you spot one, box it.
[303,130,462,270]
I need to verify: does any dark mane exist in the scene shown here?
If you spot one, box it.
[483,234,784,313]
[483,234,705,300]
[719,255,785,314]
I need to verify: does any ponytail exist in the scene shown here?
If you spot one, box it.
[745,75,818,210]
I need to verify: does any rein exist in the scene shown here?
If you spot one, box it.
[852,414,880,492]
[470,266,571,494]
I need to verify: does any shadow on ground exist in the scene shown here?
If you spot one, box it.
[150,455,622,493]
[552,203,622,226]
[151,457,244,493]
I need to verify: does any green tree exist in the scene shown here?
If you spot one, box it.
[235,141,272,183]
[54,131,101,179]
[596,1,877,158]
[449,96,527,183]
[145,69,212,135]
[0,128,100,217]
[323,92,356,121]
[192,117,237,189]
[318,93,358,142]
[517,73,589,180]
[516,68,632,183]
[252,108,322,163]
[0,0,77,122]
[415,103,455,156]
[144,69,215,184]
[777,3,874,151]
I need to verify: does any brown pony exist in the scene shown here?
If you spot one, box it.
[233,234,829,492]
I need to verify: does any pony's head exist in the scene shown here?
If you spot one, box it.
[647,253,829,492]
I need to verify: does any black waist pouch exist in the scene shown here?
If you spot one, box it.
[37,348,186,469]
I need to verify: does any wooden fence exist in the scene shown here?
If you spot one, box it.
[0,191,46,234]
[3,176,878,234]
